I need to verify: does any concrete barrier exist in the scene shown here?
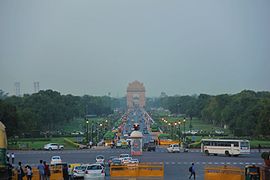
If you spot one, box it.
[110,163,164,178]
[12,166,63,180]
[204,165,244,180]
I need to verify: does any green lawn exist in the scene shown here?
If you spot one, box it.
[8,137,78,150]
[158,116,231,134]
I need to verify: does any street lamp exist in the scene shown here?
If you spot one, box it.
[178,121,181,142]
[183,118,186,142]
[86,120,89,144]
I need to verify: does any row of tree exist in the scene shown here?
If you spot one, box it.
[157,90,270,137]
[0,89,122,137]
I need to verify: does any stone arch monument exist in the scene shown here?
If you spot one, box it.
[127,81,145,109]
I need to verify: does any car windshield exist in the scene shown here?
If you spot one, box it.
[75,166,86,171]
[87,165,102,170]
[174,145,179,147]
[52,157,60,159]
[120,154,129,158]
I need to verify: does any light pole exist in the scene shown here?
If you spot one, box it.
[183,118,186,142]
[86,119,89,144]
[99,123,103,143]
[178,121,181,143]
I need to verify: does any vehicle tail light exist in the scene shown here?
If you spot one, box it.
[73,170,77,173]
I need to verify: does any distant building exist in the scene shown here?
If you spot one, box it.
[127,81,145,109]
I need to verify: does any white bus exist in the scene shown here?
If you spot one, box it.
[201,139,250,156]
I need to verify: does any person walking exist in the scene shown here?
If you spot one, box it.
[44,161,51,180]
[6,152,10,163]
[258,144,261,153]
[189,163,196,180]
[17,161,25,180]
[37,160,45,180]
[26,165,33,180]
[11,153,15,164]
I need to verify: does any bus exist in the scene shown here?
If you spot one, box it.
[201,139,250,156]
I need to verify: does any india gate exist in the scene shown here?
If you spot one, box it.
[127,81,145,109]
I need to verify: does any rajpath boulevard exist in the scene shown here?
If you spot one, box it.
[9,147,264,180]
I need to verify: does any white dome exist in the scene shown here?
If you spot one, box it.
[130,131,143,138]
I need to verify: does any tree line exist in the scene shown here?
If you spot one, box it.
[157,90,270,137]
[0,89,122,137]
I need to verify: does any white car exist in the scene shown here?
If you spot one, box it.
[84,164,105,179]
[119,154,130,161]
[96,155,105,163]
[44,143,64,151]
[167,144,180,153]
[122,157,132,164]
[50,156,62,165]
[72,164,87,179]
[130,159,139,164]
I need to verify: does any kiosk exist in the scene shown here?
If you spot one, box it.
[130,124,143,156]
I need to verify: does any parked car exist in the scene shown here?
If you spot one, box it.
[72,164,87,179]
[44,143,64,151]
[50,156,62,165]
[84,164,105,179]
[167,144,180,153]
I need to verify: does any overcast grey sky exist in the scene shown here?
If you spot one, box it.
[0,0,269,97]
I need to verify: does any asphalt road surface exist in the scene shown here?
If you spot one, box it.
[8,147,264,180]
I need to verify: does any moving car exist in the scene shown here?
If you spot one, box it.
[167,144,180,153]
[96,155,105,163]
[72,164,87,179]
[119,154,130,161]
[110,158,122,166]
[50,156,62,165]
[108,156,118,167]
[122,157,132,164]
[84,164,105,179]
[44,143,64,151]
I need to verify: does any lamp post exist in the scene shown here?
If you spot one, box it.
[99,123,103,143]
[86,119,89,144]
[178,121,181,143]
[183,118,186,142]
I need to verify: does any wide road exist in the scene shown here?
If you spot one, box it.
[9,147,264,180]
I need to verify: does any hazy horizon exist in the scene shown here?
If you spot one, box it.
[1,0,270,97]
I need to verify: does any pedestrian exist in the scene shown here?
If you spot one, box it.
[89,141,93,149]
[11,153,15,164]
[43,161,50,180]
[189,163,196,180]
[258,144,261,153]
[68,165,73,180]
[17,161,25,180]
[7,163,13,180]
[26,165,33,180]
[6,152,10,163]
[37,160,45,180]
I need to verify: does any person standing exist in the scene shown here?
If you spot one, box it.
[43,161,50,180]
[189,163,196,180]
[11,153,15,164]
[6,152,10,163]
[37,160,45,180]
[26,165,33,180]
[258,144,261,153]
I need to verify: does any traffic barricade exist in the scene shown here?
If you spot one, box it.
[12,165,63,180]
[204,165,245,180]
[110,162,164,178]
